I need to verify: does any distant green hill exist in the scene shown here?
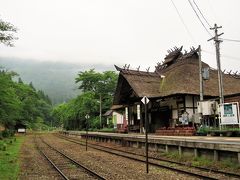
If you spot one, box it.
[0,57,114,104]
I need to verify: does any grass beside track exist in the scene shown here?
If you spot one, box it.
[0,136,25,180]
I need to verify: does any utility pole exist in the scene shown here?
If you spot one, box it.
[208,24,224,104]
[198,45,203,101]
[141,96,150,174]
[85,114,90,151]
[198,45,204,127]
[99,94,102,129]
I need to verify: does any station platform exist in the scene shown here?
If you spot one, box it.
[64,131,240,163]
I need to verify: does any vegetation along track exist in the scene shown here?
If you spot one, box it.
[56,133,240,180]
[34,136,106,180]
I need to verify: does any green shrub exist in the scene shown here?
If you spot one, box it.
[222,159,240,169]
[0,132,3,140]
[98,128,115,133]
[192,156,213,167]
[2,129,15,138]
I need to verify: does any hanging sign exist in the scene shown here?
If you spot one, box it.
[125,107,128,121]
[137,105,141,120]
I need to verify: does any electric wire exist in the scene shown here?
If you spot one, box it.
[170,0,196,43]
[202,49,240,61]
[188,0,212,37]
[221,38,240,43]
[193,0,212,28]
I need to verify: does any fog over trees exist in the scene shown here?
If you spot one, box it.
[0,57,114,104]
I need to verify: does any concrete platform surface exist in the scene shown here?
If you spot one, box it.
[69,131,240,146]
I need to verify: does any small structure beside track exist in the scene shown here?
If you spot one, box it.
[64,131,240,164]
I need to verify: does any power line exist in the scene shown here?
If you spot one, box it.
[221,38,240,43]
[188,0,212,37]
[170,0,195,43]
[202,49,240,61]
[193,0,212,28]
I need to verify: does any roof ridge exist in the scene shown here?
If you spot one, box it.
[114,65,159,76]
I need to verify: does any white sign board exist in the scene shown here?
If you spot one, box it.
[18,128,26,133]
[125,107,128,121]
[137,105,141,120]
[141,96,149,104]
[220,102,239,125]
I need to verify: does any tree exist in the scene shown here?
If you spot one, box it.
[18,77,23,84]
[75,69,102,92]
[0,70,22,128]
[75,69,118,96]
[0,67,54,130]
[52,69,118,130]
[0,18,18,46]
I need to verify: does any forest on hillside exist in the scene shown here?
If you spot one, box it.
[52,69,118,130]
[0,17,119,134]
[0,67,53,133]
[0,66,118,134]
[0,57,114,104]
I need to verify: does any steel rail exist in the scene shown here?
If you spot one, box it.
[37,136,106,180]
[58,133,240,179]
[56,134,220,180]
[34,137,69,180]
[40,137,106,180]
[79,135,240,178]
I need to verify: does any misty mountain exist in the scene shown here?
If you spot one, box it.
[0,57,115,104]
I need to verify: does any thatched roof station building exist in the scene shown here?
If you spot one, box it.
[113,46,240,134]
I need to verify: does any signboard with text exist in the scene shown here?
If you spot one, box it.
[137,105,141,120]
[220,102,239,125]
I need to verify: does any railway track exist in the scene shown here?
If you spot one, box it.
[34,136,106,180]
[56,133,240,180]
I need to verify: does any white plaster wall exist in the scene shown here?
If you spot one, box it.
[186,108,194,120]
[185,95,193,107]
[185,95,198,121]
[113,111,123,124]
[172,109,178,119]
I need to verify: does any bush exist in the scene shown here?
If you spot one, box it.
[0,132,3,140]
[98,128,115,133]
[2,129,15,138]
[89,117,100,129]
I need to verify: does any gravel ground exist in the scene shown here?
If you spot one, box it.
[43,133,198,180]
[18,134,64,180]
[61,134,238,180]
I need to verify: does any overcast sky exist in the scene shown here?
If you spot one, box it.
[0,0,240,71]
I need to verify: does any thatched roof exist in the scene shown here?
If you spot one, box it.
[163,46,183,65]
[158,58,240,97]
[113,47,240,104]
[113,65,161,104]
